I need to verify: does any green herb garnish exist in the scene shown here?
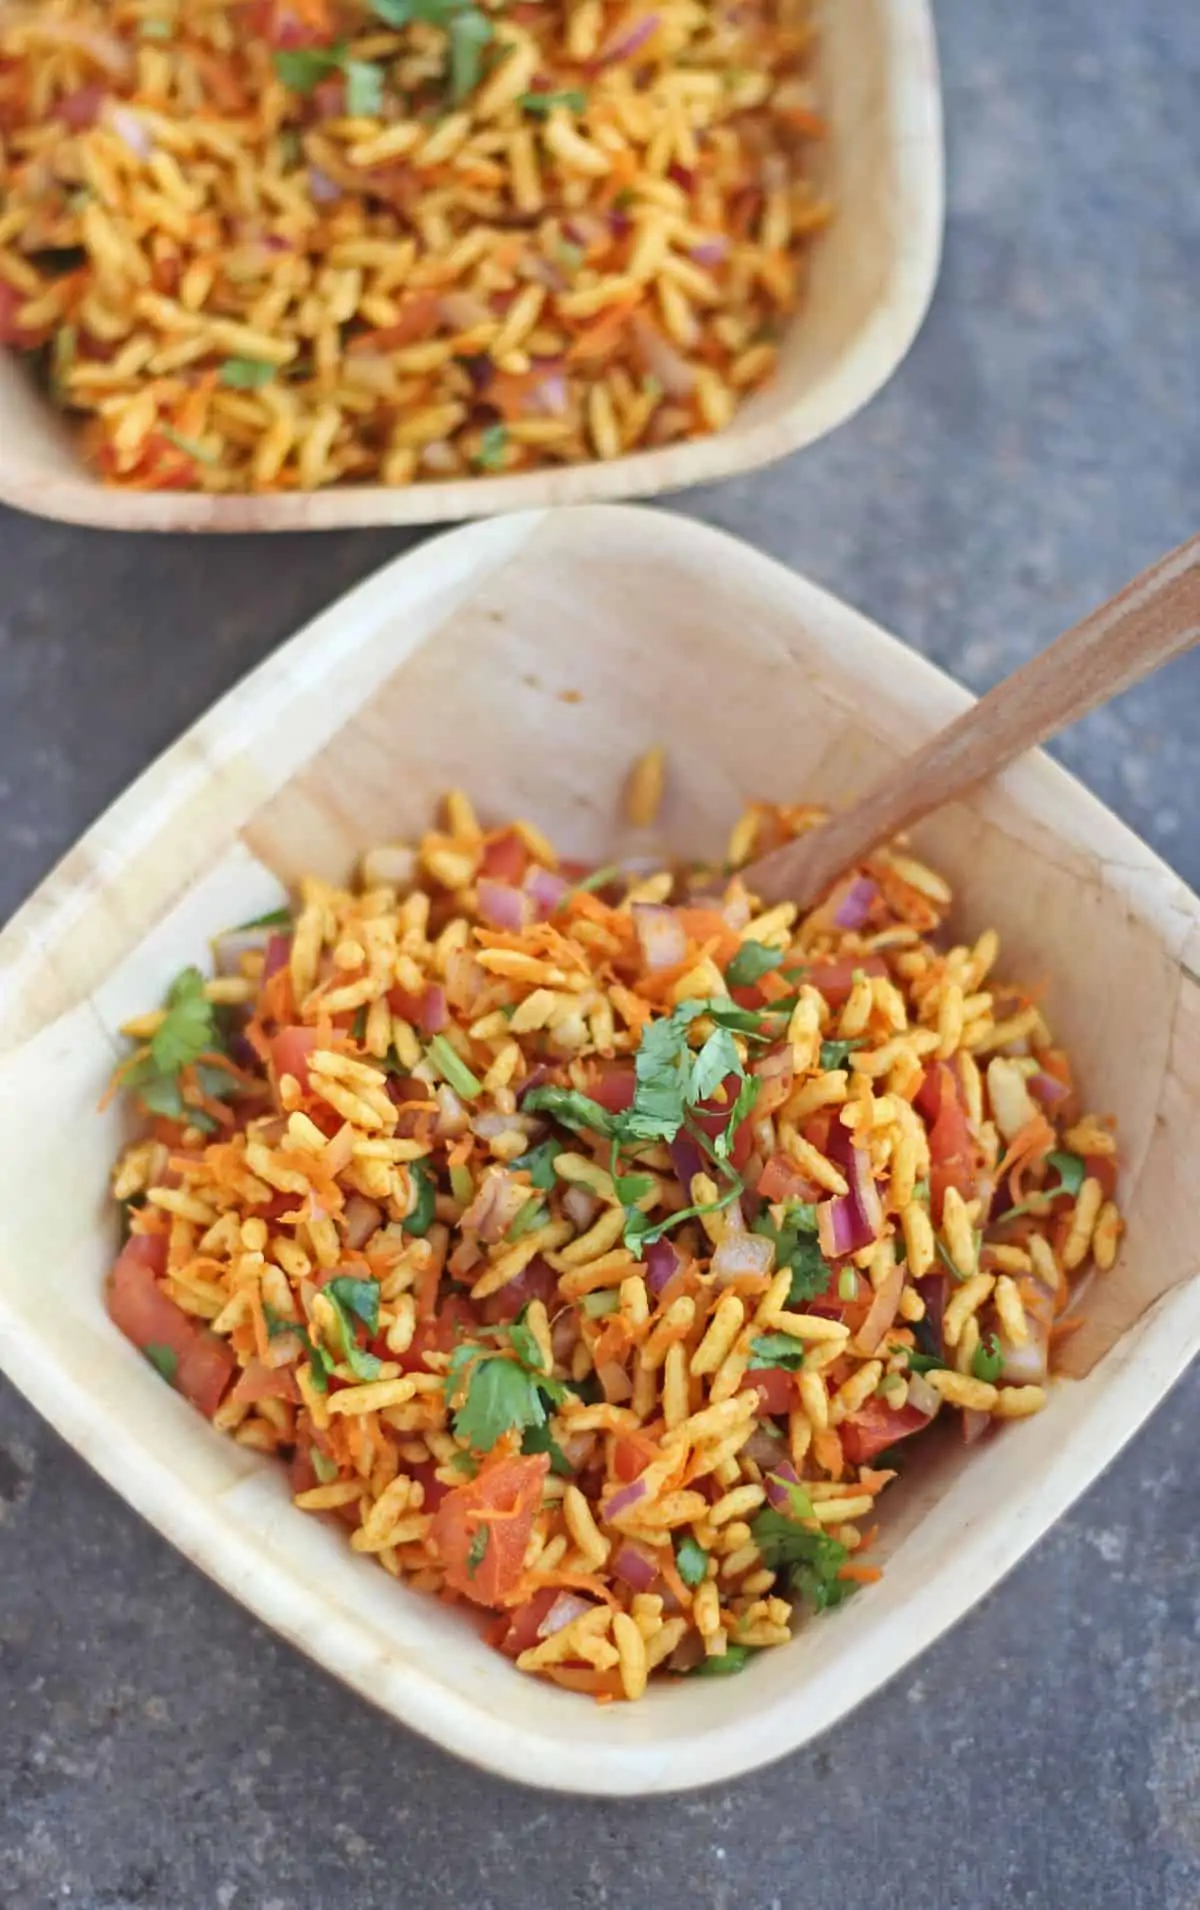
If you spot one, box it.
[819,1038,864,1071]
[972,1332,1004,1384]
[747,1332,806,1372]
[726,941,784,988]
[752,1203,832,1306]
[466,1524,490,1578]
[446,1325,566,1454]
[143,1344,177,1384]
[691,1645,756,1676]
[475,422,508,470]
[675,1536,710,1588]
[220,357,276,390]
[230,903,291,929]
[404,1161,437,1236]
[311,1446,339,1485]
[510,1140,560,1191]
[750,1507,855,1612]
[994,1149,1088,1224]
[520,88,587,116]
[426,1032,483,1100]
[323,1276,384,1382]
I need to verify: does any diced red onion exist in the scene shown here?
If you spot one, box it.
[471,1111,517,1141]
[1029,1070,1070,1106]
[667,161,696,192]
[595,12,659,66]
[448,1236,483,1278]
[551,1307,579,1364]
[668,1132,705,1196]
[529,367,569,416]
[611,1542,658,1593]
[106,103,153,158]
[420,984,448,1035]
[598,1359,633,1403]
[752,1045,794,1115]
[212,925,272,974]
[604,1476,649,1519]
[537,1591,594,1639]
[361,842,416,889]
[343,1194,382,1250]
[689,237,730,267]
[644,1237,680,1296]
[817,1193,867,1259]
[461,1168,530,1244]
[420,440,457,473]
[524,865,569,916]
[631,313,696,394]
[721,888,752,930]
[916,1272,948,1350]
[818,1140,885,1256]
[632,903,687,972]
[763,1460,802,1510]
[667,1631,707,1674]
[58,84,106,130]
[906,1370,942,1419]
[831,874,879,930]
[961,1408,992,1445]
[743,1425,787,1468]
[563,1184,600,1231]
[711,1231,775,1285]
[997,1333,1049,1385]
[477,879,532,932]
[307,166,341,203]
[521,254,569,292]
[435,1083,470,1138]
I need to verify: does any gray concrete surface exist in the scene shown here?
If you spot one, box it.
[1,2,1198,1905]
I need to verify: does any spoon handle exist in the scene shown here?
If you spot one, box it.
[748,528,1200,907]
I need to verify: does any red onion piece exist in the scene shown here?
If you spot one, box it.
[563,1183,600,1231]
[751,1046,794,1116]
[435,1083,470,1138]
[595,11,659,65]
[524,864,569,916]
[631,314,696,395]
[308,165,341,203]
[817,1140,885,1258]
[961,1408,992,1445]
[106,103,152,158]
[264,933,291,977]
[915,1272,948,1350]
[743,1425,788,1468]
[604,1476,649,1519]
[668,1131,705,1196]
[711,1231,774,1285]
[537,1591,594,1639]
[212,925,272,974]
[530,368,569,416]
[421,984,448,1035]
[1029,1070,1069,1106]
[689,237,730,267]
[906,1371,942,1419]
[611,1542,658,1593]
[632,903,687,972]
[644,1237,680,1296]
[830,874,879,930]
[343,1194,382,1250]
[817,1193,868,1259]
[763,1460,802,1510]
[461,1168,530,1244]
[997,1332,1049,1385]
[477,879,533,932]
[58,84,106,130]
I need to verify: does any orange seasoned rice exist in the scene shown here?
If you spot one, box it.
[0,0,830,492]
[104,765,1122,1698]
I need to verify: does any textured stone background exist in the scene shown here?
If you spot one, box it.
[1,3,1198,1905]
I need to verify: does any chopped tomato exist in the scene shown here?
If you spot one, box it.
[108,1235,235,1418]
[920,1062,978,1220]
[741,1366,795,1416]
[430,1450,549,1607]
[480,1253,557,1325]
[805,955,887,1009]
[480,830,529,885]
[612,1430,658,1483]
[348,291,440,354]
[589,1065,635,1115]
[394,1295,476,1372]
[270,1024,320,1094]
[840,1397,931,1466]
[230,1358,301,1406]
[1083,1151,1118,1202]
[757,1152,822,1204]
[406,1457,452,1514]
[245,0,336,47]
[498,1586,559,1658]
[387,982,427,1024]
[94,429,198,490]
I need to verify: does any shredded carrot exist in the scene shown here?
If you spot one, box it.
[838,1562,883,1585]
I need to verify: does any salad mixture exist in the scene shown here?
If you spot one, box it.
[105,766,1122,1700]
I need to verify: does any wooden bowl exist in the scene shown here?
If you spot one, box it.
[2,505,1195,1793]
[0,0,942,533]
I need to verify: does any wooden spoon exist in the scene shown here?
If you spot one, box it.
[744,529,1200,908]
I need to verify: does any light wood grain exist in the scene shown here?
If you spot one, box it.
[0,505,1197,1795]
[0,0,942,532]
[748,528,1200,906]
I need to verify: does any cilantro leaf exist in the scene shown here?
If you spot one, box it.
[522,1422,573,1476]
[448,6,492,101]
[691,1645,756,1676]
[675,1536,710,1588]
[726,941,784,988]
[506,1197,548,1240]
[426,1032,483,1099]
[747,1332,806,1372]
[993,1148,1088,1223]
[143,1343,177,1384]
[752,1207,832,1305]
[972,1332,1004,1383]
[273,44,344,91]
[900,1347,947,1375]
[714,1072,759,1161]
[220,358,276,391]
[323,1277,383,1381]
[520,87,587,115]
[265,1301,333,1392]
[510,1140,560,1191]
[344,57,384,116]
[453,1356,549,1451]
[466,1524,489,1578]
[310,1446,339,1485]
[689,1026,743,1104]
[230,904,291,929]
[819,1038,864,1071]
[403,1161,437,1235]
[624,1179,742,1255]
[474,422,508,470]
[152,966,218,1074]
[750,1508,855,1611]
[523,1085,616,1138]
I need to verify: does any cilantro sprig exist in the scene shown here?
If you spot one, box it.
[993,1149,1087,1224]
[725,940,783,988]
[118,965,238,1133]
[747,1332,806,1372]
[446,1315,567,1455]
[750,1503,856,1612]
[752,1201,832,1305]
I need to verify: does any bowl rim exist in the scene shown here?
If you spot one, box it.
[2,504,1200,1793]
[0,0,944,532]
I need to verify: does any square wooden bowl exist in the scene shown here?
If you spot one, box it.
[2,504,1197,1793]
[0,0,942,532]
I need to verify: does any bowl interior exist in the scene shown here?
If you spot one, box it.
[0,505,1197,1792]
[0,0,943,530]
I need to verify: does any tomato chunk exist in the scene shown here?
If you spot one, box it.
[270,1024,320,1094]
[920,1062,978,1221]
[690,1073,754,1169]
[805,955,887,1009]
[741,1366,795,1416]
[430,1450,549,1607]
[840,1397,931,1466]
[108,1235,235,1418]
[480,829,529,885]
[758,1152,822,1204]
[498,1586,560,1658]
[612,1431,658,1483]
